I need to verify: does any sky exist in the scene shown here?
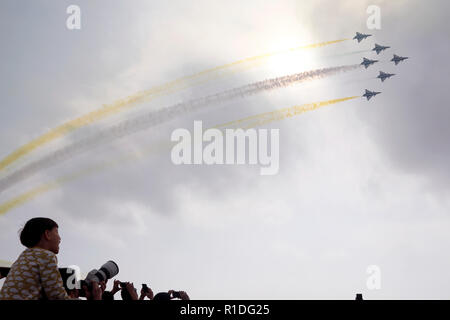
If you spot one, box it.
[0,0,449,299]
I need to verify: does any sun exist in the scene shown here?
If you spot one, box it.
[263,37,321,76]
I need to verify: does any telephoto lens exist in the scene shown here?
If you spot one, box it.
[84,260,119,284]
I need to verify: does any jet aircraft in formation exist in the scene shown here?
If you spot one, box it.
[377,71,395,82]
[373,43,390,55]
[362,89,381,101]
[391,54,409,65]
[361,57,379,69]
[353,32,371,43]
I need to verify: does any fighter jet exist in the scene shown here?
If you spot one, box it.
[362,89,381,101]
[377,71,395,82]
[372,43,390,55]
[353,32,372,43]
[361,57,379,69]
[391,54,408,65]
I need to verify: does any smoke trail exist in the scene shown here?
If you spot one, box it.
[0,39,349,172]
[0,182,57,215]
[0,64,361,193]
[0,140,170,216]
[216,96,360,129]
[0,145,157,216]
[0,159,125,215]
[0,95,360,215]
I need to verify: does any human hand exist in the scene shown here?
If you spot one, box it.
[99,281,106,293]
[68,289,80,299]
[146,287,154,300]
[112,279,121,294]
[83,281,102,300]
[126,282,139,301]
[90,281,103,300]
[179,291,190,300]
[139,286,147,300]
[139,284,154,299]
[139,286,146,300]
[168,290,190,300]
[82,284,91,300]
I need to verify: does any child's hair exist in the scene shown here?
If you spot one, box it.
[19,217,58,248]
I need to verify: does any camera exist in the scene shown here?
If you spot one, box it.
[84,260,119,285]
[77,261,119,296]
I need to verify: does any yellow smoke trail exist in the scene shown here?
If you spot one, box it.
[0,183,57,216]
[0,39,349,172]
[216,96,359,129]
[0,166,114,216]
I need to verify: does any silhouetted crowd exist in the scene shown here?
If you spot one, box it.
[71,279,190,301]
[0,217,190,300]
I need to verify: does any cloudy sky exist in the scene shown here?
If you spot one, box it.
[1,0,449,299]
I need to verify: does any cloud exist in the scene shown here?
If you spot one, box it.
[1,0,450,299]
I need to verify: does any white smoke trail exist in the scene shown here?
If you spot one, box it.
[0,64,361,193]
